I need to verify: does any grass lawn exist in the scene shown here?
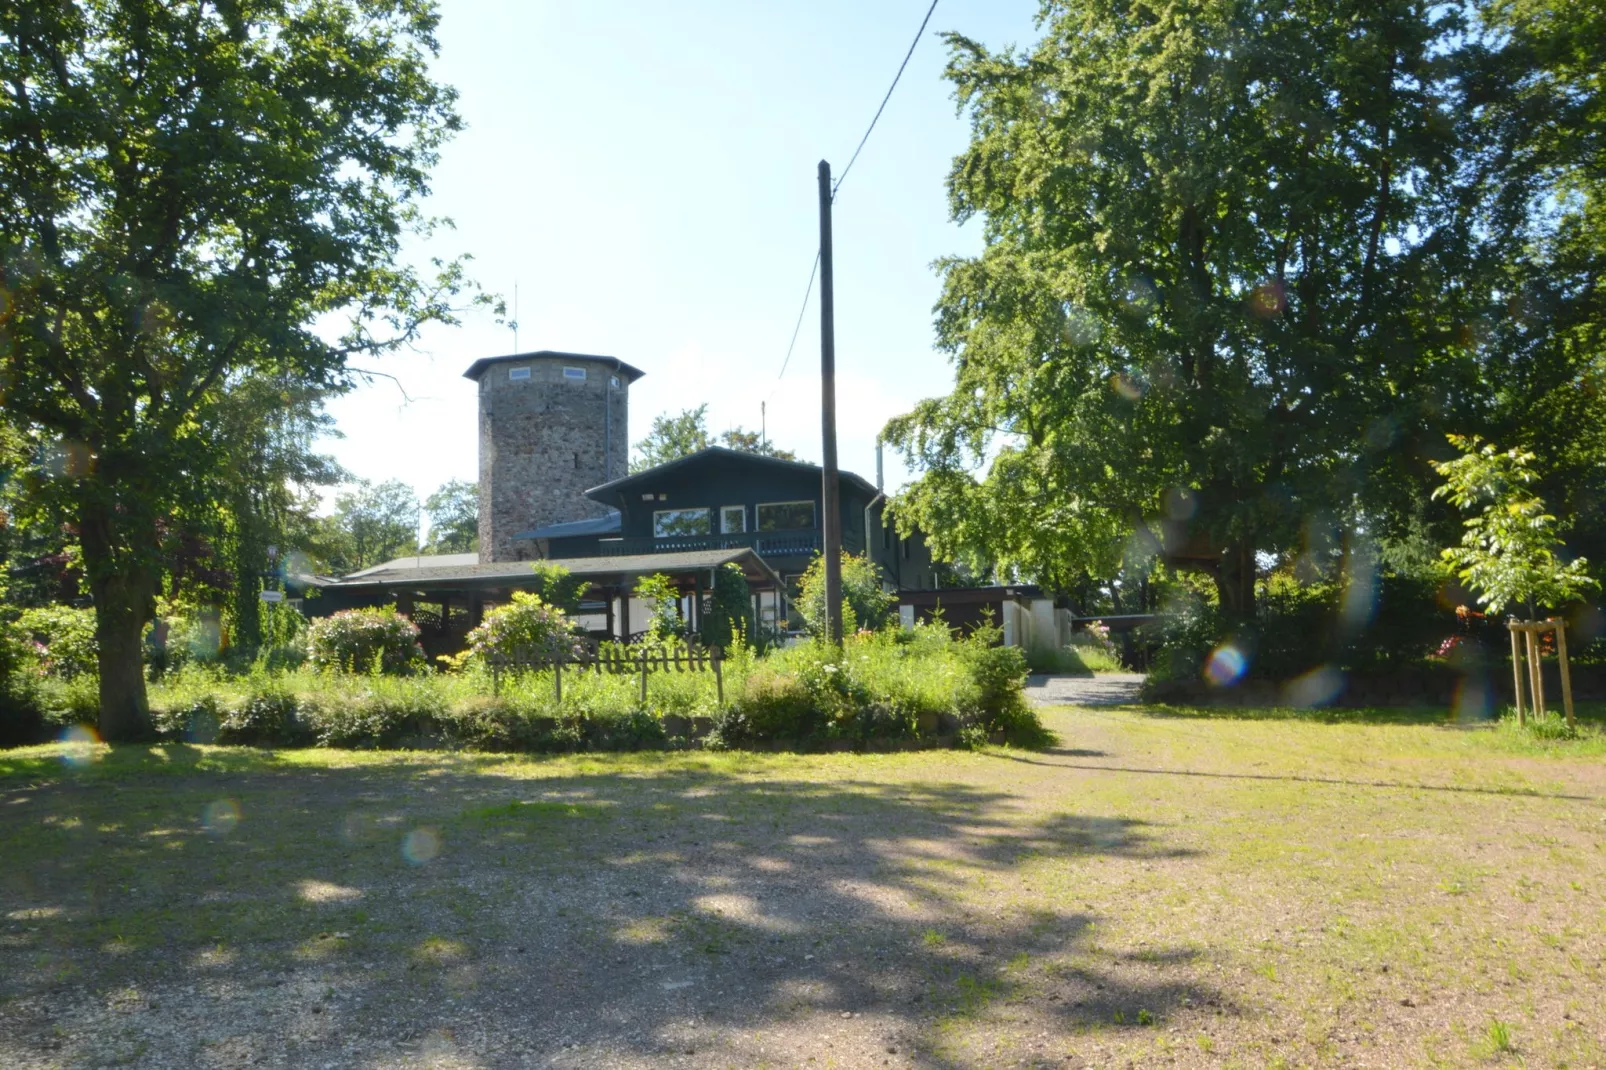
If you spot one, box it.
[2,702,1603,1069]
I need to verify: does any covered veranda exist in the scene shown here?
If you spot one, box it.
[311,547,788,659]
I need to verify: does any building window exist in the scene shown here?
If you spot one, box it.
[902,536,911,561]
[654,508,710,537]
[562,366,586,381]
[508,366,531,381]
[757,500,815,531]
[610,375,621,389]
[720,505,746,533]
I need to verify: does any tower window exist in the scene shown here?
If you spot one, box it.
[573,452,580,469]
[610,375,621,389]
[562,366,587,381]
[508,367,531,381]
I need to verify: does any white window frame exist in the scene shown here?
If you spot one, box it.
[756,499,816,532]
[720,504,746,534]
[507,366,531,381]
[653,507,711,537]
[562,366,587,381]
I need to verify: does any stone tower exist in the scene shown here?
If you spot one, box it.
[464,350,643,563]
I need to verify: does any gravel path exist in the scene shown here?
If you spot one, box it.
[1024,672,1146,707]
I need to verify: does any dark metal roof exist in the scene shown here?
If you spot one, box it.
[514,512,622,541]
[341,552,479,579]
[313,547,781,591]
[585,446,878,504]
[461,350,646,383]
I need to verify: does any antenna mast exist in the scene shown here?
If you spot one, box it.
[511,281,520,352]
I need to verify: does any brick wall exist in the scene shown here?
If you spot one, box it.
[476,357,629,563]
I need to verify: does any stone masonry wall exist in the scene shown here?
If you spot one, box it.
[477,357,630,563]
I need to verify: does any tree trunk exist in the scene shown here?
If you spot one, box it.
[1214,539,1257,623]
[78,500,158,741]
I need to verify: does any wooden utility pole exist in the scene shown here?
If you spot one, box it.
[818,159,844,644]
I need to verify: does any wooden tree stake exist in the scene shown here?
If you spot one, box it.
[1552,617,1576,729]
[1509,626,1526,725]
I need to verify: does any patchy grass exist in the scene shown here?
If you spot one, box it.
[2,701,1603,1068]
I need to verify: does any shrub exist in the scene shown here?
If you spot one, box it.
[634,573,684,642]
[217,687,308,746]
[300,685,447,748]
[153,694,225,743]
[699,562,752,651]
[307,607,425,674]
[14,604,98,679]
[462,591,586,668]
[955,622,1048,746]
[798,551,895,635]
[0,615,47,747]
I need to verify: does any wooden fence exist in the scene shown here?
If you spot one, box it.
[489,640,724,705]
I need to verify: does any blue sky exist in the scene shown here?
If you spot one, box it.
[322,0,1041,510]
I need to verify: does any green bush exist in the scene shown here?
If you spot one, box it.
[0,616,47,746]
[699,562,753,650]
[217,687,308,746]
[306,607,425,674]
[300,685,448,748]
[14,604,98,679]
[463,591,585,668]
[798,551,895,635]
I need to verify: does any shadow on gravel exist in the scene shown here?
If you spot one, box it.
[0,745,1221,1067]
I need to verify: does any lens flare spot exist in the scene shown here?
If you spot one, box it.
[1204,645,1247,687]
[202,799,241,836]
[60,724,100,768]
[1163,487,1198,521]
[1110,372,1143,400]
[402,827,441,865]
[1282,665,1345,708]
[1062,303,1102,346]
[1247,279,1287,318]
[40,439,93,478]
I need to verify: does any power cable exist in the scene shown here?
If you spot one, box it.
[832,0,940,199]
[769,0,941,399]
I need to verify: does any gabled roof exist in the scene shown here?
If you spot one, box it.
[585,446,878,505]
[514,511,622,541]
[461,350,646,383]
[341,552,479,579]
[313,547,782,591]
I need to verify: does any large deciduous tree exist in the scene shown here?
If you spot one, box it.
[885,0,1606,618]
[0,1,484,738]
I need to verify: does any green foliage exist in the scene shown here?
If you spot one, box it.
[699,562,752,650]
[217,687,308,748]
[632,405,712,472]
[306,607,425,675]
[461,591,584,667]
[631,404,800,472]
[13,605,98,680]
[0,0,485,739]
[882,1,1606,616]
[1143,565,1457,687]
[634,573,684,641]
[126,620,1051,754]
[798,552,895,637]
[318,479,421,575]
[526,562,589,616]
[423,479,478,554]
[1432,436,1598,616]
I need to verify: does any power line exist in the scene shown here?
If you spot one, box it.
[832,0,940,199]
[773,251,820,388]
[770,0,941,397]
